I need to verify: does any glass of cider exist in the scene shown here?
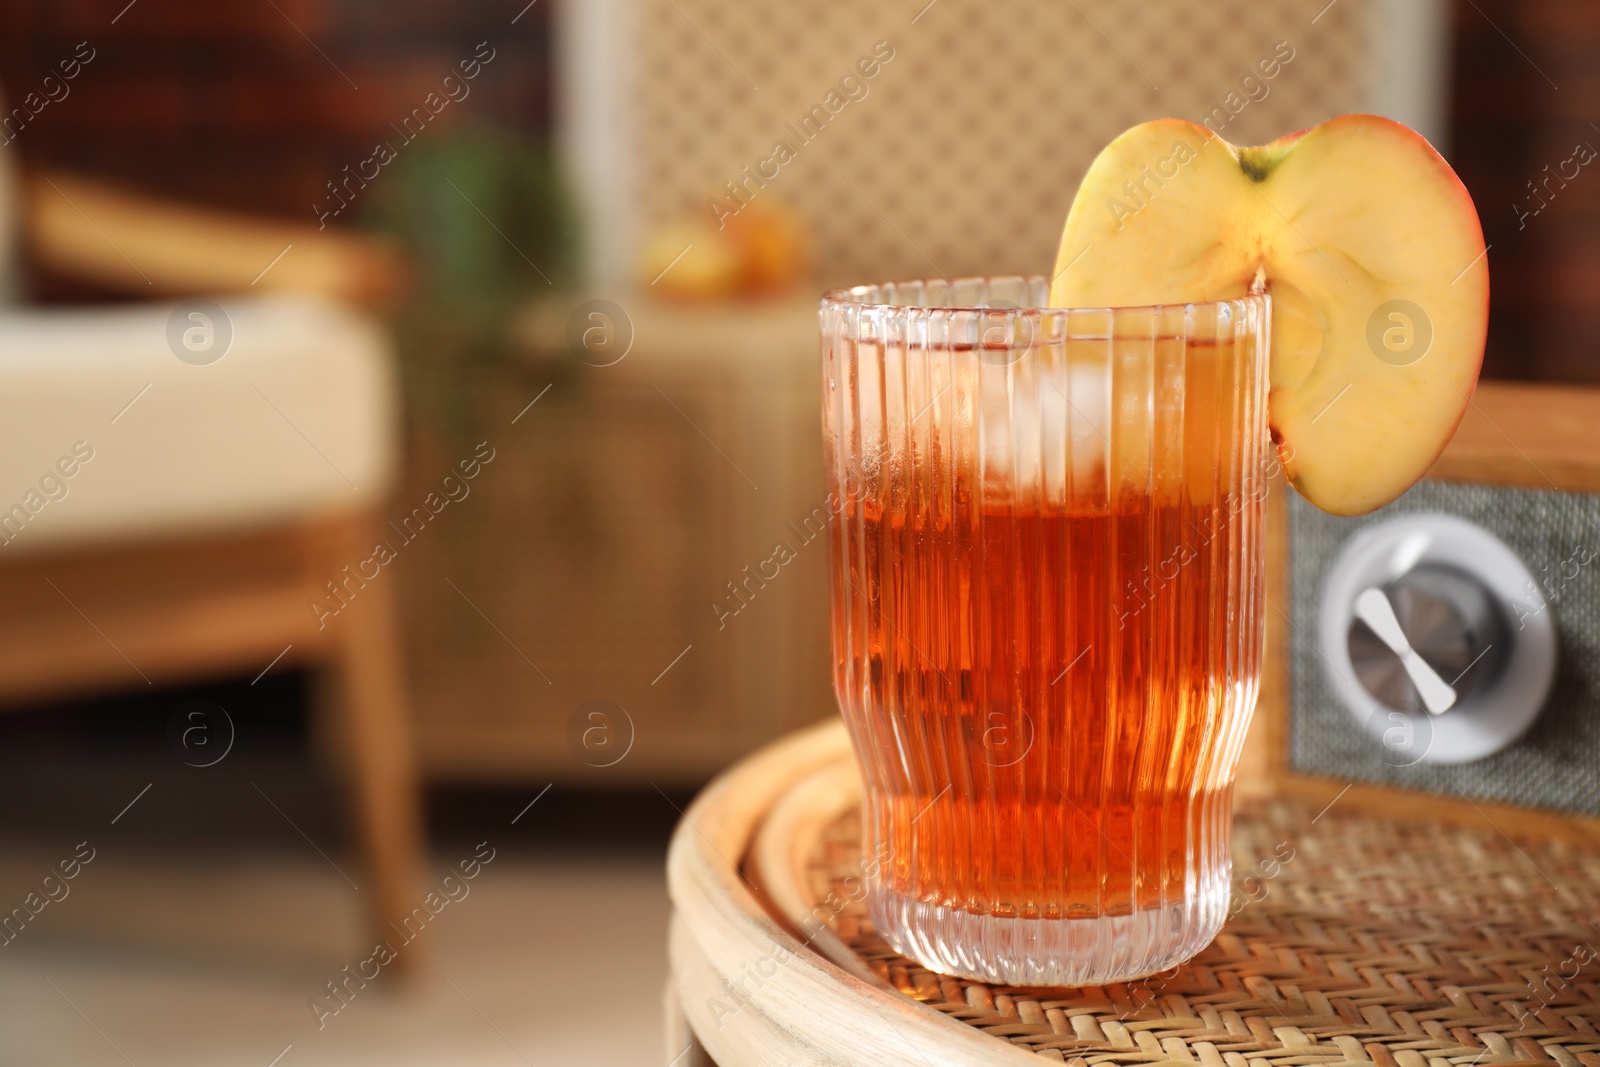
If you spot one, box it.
[820,276,1270,986]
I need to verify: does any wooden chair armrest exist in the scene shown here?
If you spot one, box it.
[21,168,406,309]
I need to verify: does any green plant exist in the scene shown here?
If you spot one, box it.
[363,128,582,446]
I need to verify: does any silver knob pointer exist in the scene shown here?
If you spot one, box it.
[1353,586,1458,715]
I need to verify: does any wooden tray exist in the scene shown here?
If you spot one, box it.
[666,720,1600,1066]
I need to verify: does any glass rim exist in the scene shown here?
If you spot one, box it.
[819,274,1269,317]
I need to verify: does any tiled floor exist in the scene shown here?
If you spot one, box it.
[0,841,671,1065]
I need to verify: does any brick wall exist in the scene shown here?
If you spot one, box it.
[0,0,552,223]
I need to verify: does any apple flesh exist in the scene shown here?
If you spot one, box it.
[1050,115,1488,516]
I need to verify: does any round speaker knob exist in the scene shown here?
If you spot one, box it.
[1346,563,1505,715]
[1317,513,1559,764]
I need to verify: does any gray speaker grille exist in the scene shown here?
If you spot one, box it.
[1288,478,1600,815]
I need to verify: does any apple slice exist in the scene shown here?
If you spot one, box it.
[1049,115,1488,516]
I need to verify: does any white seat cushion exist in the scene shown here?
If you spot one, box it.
[0,294,396,554]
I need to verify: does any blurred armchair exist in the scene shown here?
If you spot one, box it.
[0,156,423,953]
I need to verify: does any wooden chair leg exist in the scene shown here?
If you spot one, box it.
[323,570,425,964]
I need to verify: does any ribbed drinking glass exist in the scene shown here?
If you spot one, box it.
[821,276,1270,985]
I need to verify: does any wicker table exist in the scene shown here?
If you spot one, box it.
[666,720,1600,1066]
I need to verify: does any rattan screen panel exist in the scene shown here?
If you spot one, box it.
[633,0,1376,288]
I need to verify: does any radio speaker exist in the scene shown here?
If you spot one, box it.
[1249,380,1600,843]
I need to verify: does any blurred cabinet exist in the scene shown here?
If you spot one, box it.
[398,295,834,785]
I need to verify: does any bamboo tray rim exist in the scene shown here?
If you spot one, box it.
[670,718,1600,1066]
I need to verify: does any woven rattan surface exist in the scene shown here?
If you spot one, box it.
[805,797,1600,1066]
